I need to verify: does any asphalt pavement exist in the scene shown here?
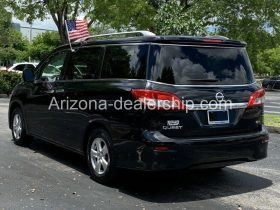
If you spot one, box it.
[0,98,280,209]
[265,91,280,115]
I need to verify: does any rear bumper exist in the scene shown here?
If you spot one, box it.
[114,126,269,170]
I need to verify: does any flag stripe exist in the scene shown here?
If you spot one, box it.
[66,19,90,41]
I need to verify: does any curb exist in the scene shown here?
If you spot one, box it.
[267,126,280,134]
[265,89,280,92]
[0,94,9,98]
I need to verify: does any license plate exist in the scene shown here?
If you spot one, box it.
[207,110,229,125]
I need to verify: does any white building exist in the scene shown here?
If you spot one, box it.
[12,22,58,42]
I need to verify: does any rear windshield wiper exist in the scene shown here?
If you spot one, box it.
[186,79,219,82]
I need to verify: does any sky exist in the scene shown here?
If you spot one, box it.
[12,16,58,41]
[12,16,57,31]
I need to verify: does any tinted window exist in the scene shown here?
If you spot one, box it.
[68,47,104,80]
[39,51,67,81]
[101,45,148,79]
[14,64,25,71]
[25,64,35,71]
[150,45,254,85]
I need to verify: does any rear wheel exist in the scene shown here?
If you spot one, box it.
[11,108,32,146]
[86,129,116,184]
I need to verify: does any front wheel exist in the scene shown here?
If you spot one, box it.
[86,129,117,184]
[11,108,32,146]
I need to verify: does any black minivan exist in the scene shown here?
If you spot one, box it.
[9,31,269,183]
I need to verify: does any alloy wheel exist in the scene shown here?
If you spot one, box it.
[90,137,110,175]
[13,114,22,140]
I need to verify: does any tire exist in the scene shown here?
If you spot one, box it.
[11,108,32,146]
[86,128,117,184]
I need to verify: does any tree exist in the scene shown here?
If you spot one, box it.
[152,0,280,73]
[0,30,30,65]
[257,46,280,75]
[0,5,29,66]
[7,0,88,43]
[7,0,156,43]
[0,3,13,44]
[89,22,114,35]
[210,0,280,72]
[6,0,280,75]
[91,0,156,31]
[153,0,206,35]
[28,31,60,61]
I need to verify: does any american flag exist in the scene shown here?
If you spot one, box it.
[66,20,90,41]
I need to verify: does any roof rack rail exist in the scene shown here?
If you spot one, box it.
[75,31,156,42]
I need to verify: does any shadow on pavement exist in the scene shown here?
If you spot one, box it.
[28,138,89,175]
[28,138,272,203]
[114,168,272,203]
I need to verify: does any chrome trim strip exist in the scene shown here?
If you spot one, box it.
[150,43,246,49]
[52,78,256,88]
[76,43,246,49]
[188,103,248,110]
[147,80,257,87]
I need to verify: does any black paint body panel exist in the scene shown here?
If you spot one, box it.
[9,37,268,170]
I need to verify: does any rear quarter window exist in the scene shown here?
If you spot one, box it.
[149,45,255,85]
[69,47,104,80]
[101,45,148,79]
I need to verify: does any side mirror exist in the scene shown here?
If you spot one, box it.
[23,69,35,82]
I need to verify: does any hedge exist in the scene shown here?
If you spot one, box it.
[0,71,22,96]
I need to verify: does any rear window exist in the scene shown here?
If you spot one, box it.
[149,45,254,85]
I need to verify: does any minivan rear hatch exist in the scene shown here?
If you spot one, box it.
[145,43,263,138]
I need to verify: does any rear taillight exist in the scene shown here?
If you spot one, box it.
[247,88,265,107]
[154,146,169,152]
[131,89,185,110]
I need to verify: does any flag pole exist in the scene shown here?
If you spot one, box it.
[65,20,75,52]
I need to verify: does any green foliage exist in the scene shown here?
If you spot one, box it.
[264,114,280,128]
[8,30,29,61]
[7,0,156,42]
[7,0,87,43]
[153,0,206,35]
[5,0,280,75]
[92,0,156,31]
[90,22,114,35]
[0,71,22,95]
[151,0,280,74]
[257,46,280,75]
[0,48,17,62]
[210,0,280,73]
[28,31,61,61]
[0,6,29,65]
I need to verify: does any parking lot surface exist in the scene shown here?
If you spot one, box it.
[0,99,280,210]
[265,91,280,115]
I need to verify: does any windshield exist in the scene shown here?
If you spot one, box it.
[149,45,254,85]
